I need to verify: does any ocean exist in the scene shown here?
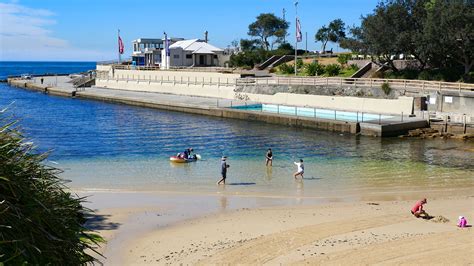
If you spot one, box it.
[0,61,96,80]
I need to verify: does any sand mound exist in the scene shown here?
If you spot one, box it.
[430,215,450,223]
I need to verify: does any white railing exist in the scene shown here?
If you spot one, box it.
[217,100,409,124]
[111,64,239,73]
[236,77,474,93]
[96,72,237,87]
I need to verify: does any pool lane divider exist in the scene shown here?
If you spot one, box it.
[6,78,427,137]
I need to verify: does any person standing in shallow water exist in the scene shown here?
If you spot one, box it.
[265,148,273,166]
[293,159,304,179]
[217,156,230,185]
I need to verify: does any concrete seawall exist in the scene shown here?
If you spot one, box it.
[7,78,427,137]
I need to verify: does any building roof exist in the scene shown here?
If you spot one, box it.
[132,37,185,44]
[170,39,223,54]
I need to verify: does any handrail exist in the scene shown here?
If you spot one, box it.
[235,77,474,92]
[221,101,407,124]
[109,64,239,73]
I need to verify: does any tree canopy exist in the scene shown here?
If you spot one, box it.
[248,13,289,50]
[341,0,473,80]
[315,19,346,52]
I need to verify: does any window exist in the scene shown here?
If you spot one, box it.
[213,55,218,59]
[173,54,179,59]
[186,54,192,59]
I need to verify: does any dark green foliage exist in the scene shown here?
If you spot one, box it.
[315,19,346,52]
[248,13,289,50]
[296,58,304,70]
[337,54,352,66]
[381,82,391,95]
[239,39,259,51]
[348,64,360,71]
[0,114,102,264]
[387,67,465,82]
[278,63,295,74]
[340,0,473,82]
[229,49,270,68]
[304,62,325,76]
[325,64,342,76]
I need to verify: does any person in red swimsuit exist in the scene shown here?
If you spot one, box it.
[411,198,428,218]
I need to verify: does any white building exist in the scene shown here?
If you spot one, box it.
[131,38,183,66]
[162,39,227,68]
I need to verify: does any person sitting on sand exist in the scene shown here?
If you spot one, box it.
[458,216,468,228]
[293,159,304,179]
[411,198,429,218]
[265,148,273,166]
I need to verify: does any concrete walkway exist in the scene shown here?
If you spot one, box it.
[79,87,253,109]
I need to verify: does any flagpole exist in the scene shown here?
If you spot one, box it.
[294,1,298,76]
[118,29,121,64]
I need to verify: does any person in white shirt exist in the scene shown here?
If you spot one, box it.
[293,159,304,179]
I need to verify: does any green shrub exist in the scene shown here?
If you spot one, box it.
[304,62,325,76]
[296,58,304,69]
[381,82,391,95]
[337,53,352,66]
[0,114,102,264]
[325,64,341,76]
[278,63,295,74]
[348,64,360,71]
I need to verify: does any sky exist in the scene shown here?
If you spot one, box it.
[0,0,380,62]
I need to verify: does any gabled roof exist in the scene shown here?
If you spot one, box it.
[170,39,223,54]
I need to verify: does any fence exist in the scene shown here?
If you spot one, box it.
[216,100,411,125]
[110,64,239,73]
[96,71,237,87]
[236,77,474,93]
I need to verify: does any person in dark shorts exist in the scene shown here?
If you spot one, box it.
[265,148,273,166]
[217,156,230,185]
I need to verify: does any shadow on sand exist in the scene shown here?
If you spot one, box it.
[302,177,322,181]
[84,212,121,231]
[227,182,257,186]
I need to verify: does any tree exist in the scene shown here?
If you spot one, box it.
[0,114,102,264]
[315,19,346,52]
[240,39,259,51]
[424,0,473,78]
[248,13,289,50]
[340,0,473,81]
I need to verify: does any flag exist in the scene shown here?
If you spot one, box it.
[165,37,170,57]
[296,17,302,42]
[118,35,124,54]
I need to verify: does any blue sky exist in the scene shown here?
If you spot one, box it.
[0,0,379,61]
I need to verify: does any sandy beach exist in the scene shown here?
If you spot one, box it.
[82,191,473,265]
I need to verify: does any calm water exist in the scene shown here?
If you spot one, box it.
[1,82,473,199]
[233,104,394,122]
[0,61,96,79]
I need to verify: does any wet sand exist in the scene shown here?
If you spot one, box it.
[80,191,474,265]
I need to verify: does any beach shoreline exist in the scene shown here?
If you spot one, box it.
[80,189,474,265]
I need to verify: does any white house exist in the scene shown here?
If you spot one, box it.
[131,38,183,66]
[162,39,227,67]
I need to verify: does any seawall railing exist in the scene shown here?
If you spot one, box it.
[111,64,239,73]
[96,72,237,87]
[236,77,474,93]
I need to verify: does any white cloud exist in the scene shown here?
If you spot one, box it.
[0,2,112,61]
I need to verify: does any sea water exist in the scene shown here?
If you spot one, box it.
[1,78,473,200]
[0,61,96,79]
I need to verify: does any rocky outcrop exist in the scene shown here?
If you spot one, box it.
[399,128,474,140]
